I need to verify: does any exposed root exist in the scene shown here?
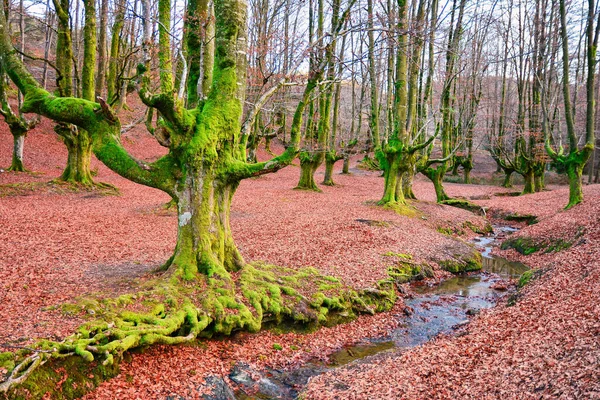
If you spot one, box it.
[1,263,396,397]
[0,354,44,393]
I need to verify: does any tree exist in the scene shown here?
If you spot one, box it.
[545,0,599,208]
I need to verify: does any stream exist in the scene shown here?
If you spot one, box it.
[209,226,529,400]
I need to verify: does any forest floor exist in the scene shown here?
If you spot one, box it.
[1,122,599,399]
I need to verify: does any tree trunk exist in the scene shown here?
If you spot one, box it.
[566,162,584,209]
[463,167,471,184]
[167,171,243,279]
[402,170,416,199]
[8,133,26,172]
[432,170,449,202]
[502,169,513,188]
[297,159,320,191]
[451,161,460,175]
[534,169,545,192]
[342,154,350,174]
[522,170,535,194]
[59,128,94,185]
[380,155,404,204]
[322,156,335,186]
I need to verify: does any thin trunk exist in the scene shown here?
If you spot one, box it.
[95,0,108,98]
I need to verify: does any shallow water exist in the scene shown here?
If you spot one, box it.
[229,225,529,399]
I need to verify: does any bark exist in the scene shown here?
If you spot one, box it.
[107,0,125,104]
[59,127,94,185]
[323,156,335,186]
[502,169,514,188]
[166,172,243,278]
[566,162,584,208]
[297,160,321,191]
[95,0,108,98]
[342,154,350,174]
[82,0,97,102]
[545,0,598,208]
[522,169,535,195]
[366,0,380,152]
[8,133,26,172]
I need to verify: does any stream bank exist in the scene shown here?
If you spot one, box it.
[219,225,529,400]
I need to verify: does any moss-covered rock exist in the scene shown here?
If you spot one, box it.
[504,213,538,225]
[385,253,434,285]
[440,199,485,216]
[501,228,585,255]
[462,220,494,235]
[439,251,482,274]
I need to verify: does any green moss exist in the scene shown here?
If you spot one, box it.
[439,251,482,274]
[0,352,15,372]
[5,353,121,400]
[504,213,538,225]
[3,262,397,397]
[463,221,493,235]
[500,232,583,255]
[440,199,485,215]
[501,237,539,255]
[272,343,283,351]
[437,226,465,236]
[383,252,412,260]
[518,270,534,288]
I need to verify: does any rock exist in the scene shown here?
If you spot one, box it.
[200,376,236,400]
[491,281,509,291]
[228,363,255,387]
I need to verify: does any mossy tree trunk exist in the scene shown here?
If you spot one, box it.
[420,0,465,203]
[297,0,349,191]
[58,127,94,184]
[545,0,597,209]
[522,168,535,194]
[0,0,321,280]
[9,133,26,171]
[502,168,514,188]
[0,63,37,172]
[50,0,97,185]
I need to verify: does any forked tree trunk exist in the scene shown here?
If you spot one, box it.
[168,170,243,279]
[380,155,406,205]
[522,169,535,194]
[297,159,321,191]
[59,129,94,184]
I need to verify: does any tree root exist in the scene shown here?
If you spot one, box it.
[1,263,396,397]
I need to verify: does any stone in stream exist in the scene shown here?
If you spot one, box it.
[200,376,236,400]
